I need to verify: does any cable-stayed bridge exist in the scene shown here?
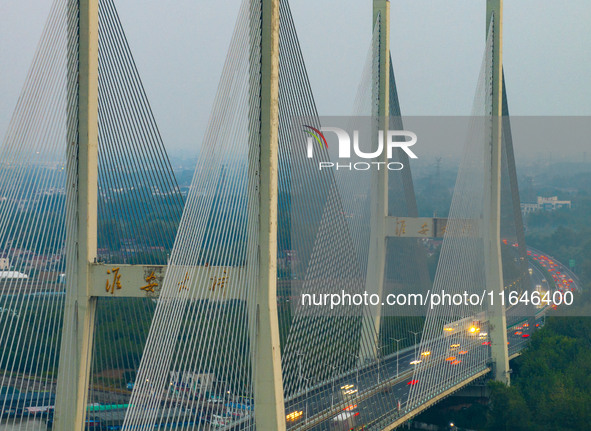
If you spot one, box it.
[0,0,572,430]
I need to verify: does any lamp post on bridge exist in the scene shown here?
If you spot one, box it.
[295,351,304,394]
[409,330,421,360]
[302,375,310,425]
[324,363,338,409]
[376,344,387,384]
[391,337,405,378]
[348,352,359,388]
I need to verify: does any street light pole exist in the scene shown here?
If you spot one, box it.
[348,353,359,388]
[324,363,338,409]
[303,376,310,425]
[409,330,421,360]
[376,345,386,384]
[331,367,336,408]
[391,337,405,378]
[295,351,304,394]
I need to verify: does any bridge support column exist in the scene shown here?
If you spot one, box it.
[485,0,510,385]
[54,0,99,429]
[253,0,286,429]
[361,0,390,364]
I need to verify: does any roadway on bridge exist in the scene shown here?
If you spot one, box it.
[284,318,537,430]
[284,247,566,430]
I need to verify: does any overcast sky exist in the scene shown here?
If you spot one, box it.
[1,0,590,158]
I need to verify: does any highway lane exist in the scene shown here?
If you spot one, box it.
[527,247,581,290]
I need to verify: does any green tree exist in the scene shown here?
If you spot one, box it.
[486,382,532,431]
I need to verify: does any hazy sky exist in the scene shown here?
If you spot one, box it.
[1,0,590,157]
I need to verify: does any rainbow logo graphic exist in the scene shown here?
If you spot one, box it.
[303,125,328,151]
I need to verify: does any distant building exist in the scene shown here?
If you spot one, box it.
[537,196,571,210]
[521,196,571,216]
[0,271,28,279]
[169,371,215,399]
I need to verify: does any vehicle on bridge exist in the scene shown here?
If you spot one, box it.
[340,383,358,404]
[331,410,359,431]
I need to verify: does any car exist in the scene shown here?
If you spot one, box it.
[407,380,419,385]
[126,382,134,391]
[286,410,303,421]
